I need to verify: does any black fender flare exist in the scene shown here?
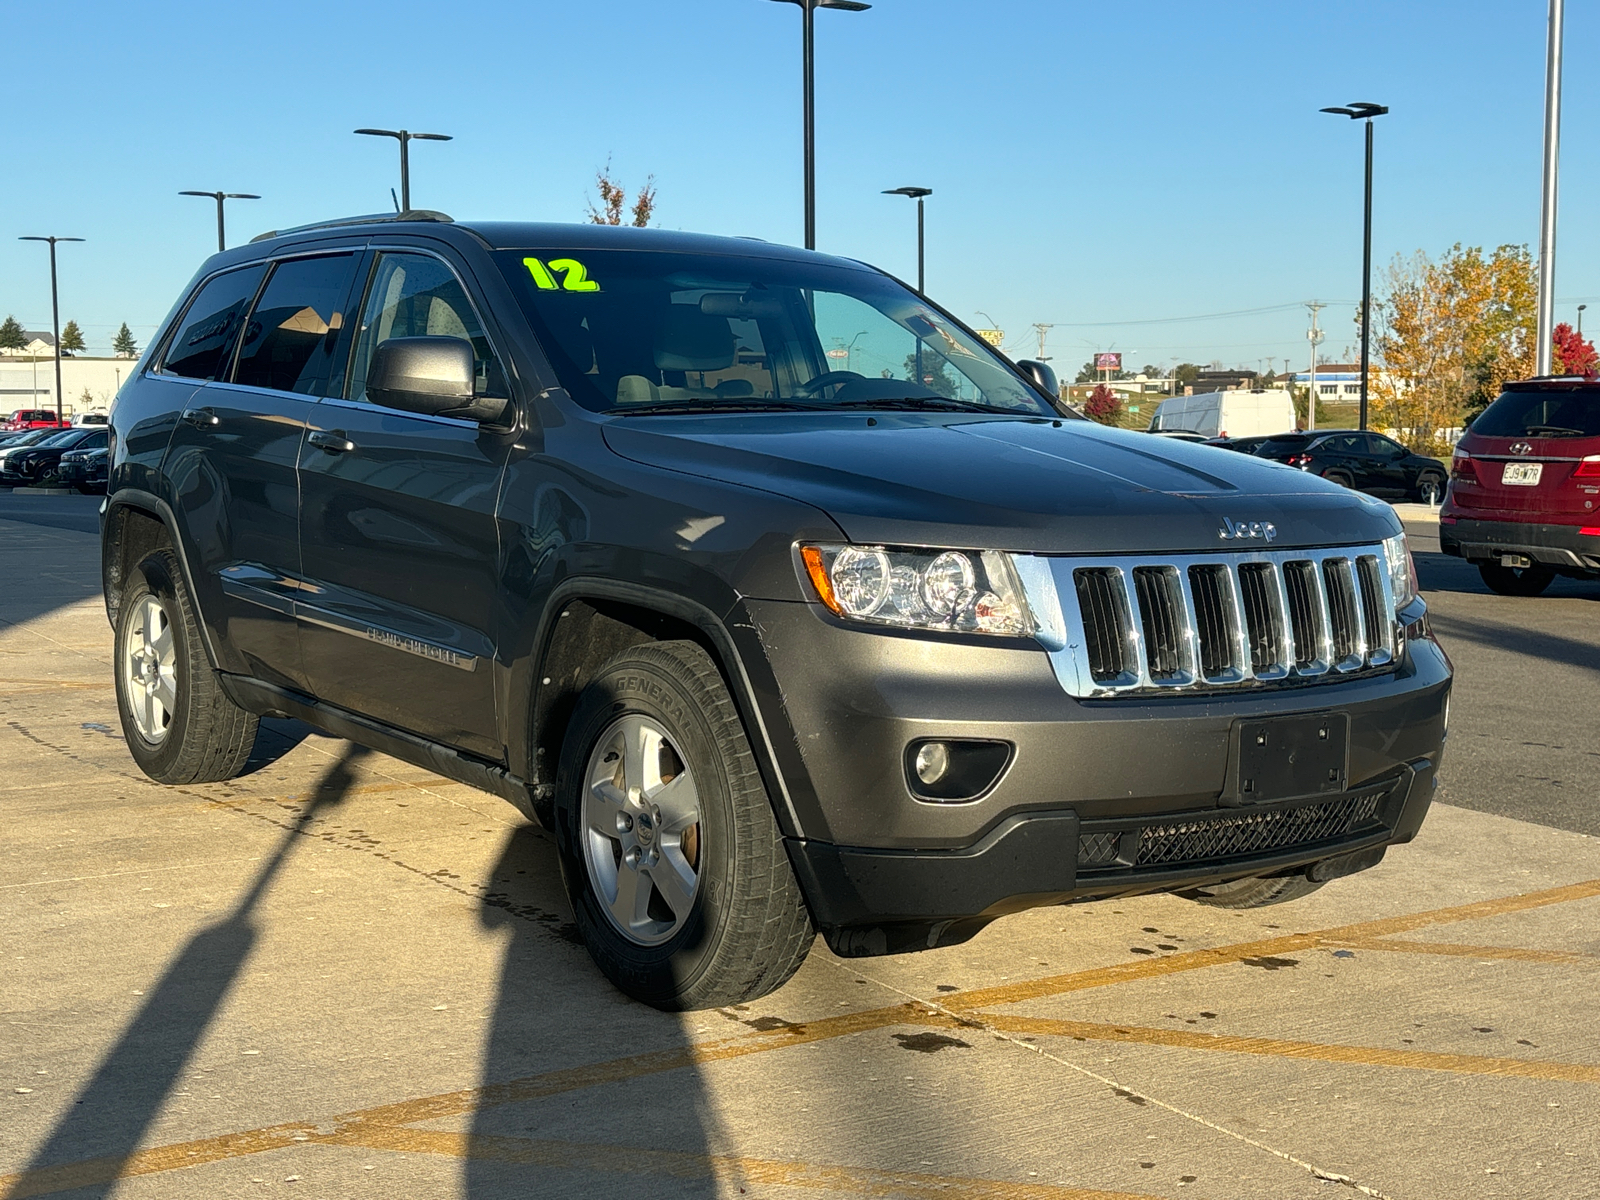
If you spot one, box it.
[101,488,228,673]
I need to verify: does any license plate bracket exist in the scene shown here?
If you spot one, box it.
[1235,714,1349,802]
[1501,462,1543,486]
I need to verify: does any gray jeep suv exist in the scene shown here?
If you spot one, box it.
[102,214,1450,1009]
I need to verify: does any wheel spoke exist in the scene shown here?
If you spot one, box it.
[153,675,177,725]
[653,773,700,834]
[151,623,173,664]
[648,849,698,921]
[587,782,628,835]
[610,861,649,930]
[141,686,157,736]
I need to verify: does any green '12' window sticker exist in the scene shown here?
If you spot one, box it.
[524,257,600,292]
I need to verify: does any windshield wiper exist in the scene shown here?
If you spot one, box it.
[828,396,1028,416]
[613,400,819,416]
[1523,424,1588,437]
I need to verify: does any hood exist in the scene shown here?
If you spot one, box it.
[602,413,1401,554]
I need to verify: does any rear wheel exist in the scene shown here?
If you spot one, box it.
[1180,874,1323,909]
[1478,561,1555,596]
[114,549,258,784]
[1414,472,1444,504]
[556,640,814,1010]
[1323,469,1354,489]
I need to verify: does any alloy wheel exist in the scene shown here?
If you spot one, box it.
[123,594,177,743]
[581,714,703,946]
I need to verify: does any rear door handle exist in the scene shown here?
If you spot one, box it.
[308,430,356,454]
[183,407,219,429]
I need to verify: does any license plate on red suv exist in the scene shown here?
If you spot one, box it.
[1501,462,1543,486]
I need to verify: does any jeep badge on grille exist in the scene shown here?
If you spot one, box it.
[1218,518,1278,542]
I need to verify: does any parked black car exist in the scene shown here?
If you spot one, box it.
[0,426,107,485]
[1206,434,1274,454]
[102,215,1450,1010]
[1254,430,1447,501]
[53,445,109,494]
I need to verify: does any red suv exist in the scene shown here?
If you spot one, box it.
[2,409,65,432]
[1440,377,1600,595]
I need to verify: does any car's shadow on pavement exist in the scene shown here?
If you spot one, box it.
[4,744,369,1198]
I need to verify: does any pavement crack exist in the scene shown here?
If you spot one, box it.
[831,958,1399,1200]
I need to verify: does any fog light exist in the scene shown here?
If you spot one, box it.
[914,741,951,785]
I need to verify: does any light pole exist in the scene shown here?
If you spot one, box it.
[1579,304,1587,339]
[1536,0,1565,375]
[1320,101,1388,431]
[18,235,84,425]
[354,128,453,213]
[178,191,260,252]
[766,0,870,250]
[882,186,932,294]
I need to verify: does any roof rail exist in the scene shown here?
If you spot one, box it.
[249,210,453,244]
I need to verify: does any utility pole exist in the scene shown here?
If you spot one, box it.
[1535,0,1564,376]
[18,235,85,425]
[1305,302,1326,432]
[1031,323,1055,363]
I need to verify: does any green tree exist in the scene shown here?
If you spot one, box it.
[1172,362,1202,390]
[0,315,26,351]
[60,320,86,354]
[112,322,139,358]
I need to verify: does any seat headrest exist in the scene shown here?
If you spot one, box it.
[654,307,735,372]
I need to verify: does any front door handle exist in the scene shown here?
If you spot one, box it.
[183,407,219,429]
[308,430,356,454]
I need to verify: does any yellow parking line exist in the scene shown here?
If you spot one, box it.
[943,877,1600,1013]
[973,1013,1600,1086]
[1325,937,1597,965]
[6,877,1598,1198]
[340,1126,1156,1199]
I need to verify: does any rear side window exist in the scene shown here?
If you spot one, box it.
[233,254,360,395]
[1258,435,1310,454]
[1471,388,1600,438]
[162,265,267,380]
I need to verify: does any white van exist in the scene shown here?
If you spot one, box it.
[1148,389,1296,440]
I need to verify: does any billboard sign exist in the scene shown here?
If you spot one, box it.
[1094,352,1122,372]
[975,329,1005,348]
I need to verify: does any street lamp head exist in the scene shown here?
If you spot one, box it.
[409,133,452,142]
[883,186,932,198]
[355,127,402,139]
[1321,102,1389,120]
[19,236,85,244]
[225,193,261,200]
[767,0,871,7]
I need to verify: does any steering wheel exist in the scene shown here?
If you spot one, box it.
[794,370,866,398]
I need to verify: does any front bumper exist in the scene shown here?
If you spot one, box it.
[1438,515,1600,571]
[748,598,1450,949]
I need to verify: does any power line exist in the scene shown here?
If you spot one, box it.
[1033,301,1358,329]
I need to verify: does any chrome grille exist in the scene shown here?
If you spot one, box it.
[1043,543,1399,698]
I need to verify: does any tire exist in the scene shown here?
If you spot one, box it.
[1477,561,1555,596]
[1180,874,1324,909]
[114,549,258,784]
[556,640,814,1010]
[1414,472,1444,505]
[1322,469,1355,488]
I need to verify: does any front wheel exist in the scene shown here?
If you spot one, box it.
[1478,561,1555,596]
[556,640,814,1010]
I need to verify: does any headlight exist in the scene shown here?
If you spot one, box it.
[800,543,1041,638]
[1383,532,1417,608]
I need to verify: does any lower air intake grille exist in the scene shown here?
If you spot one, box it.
[1076,788,1391,873]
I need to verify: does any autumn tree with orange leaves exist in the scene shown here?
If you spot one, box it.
[587,157,657,227]
[1372,243,1536,454]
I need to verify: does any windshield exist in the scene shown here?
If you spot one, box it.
[2,430,52,449]
[493,249,1057,417]
[37,429,87,448]
[1471,388,1600,438]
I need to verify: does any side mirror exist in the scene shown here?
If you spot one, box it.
[1016,359,1059,400]
[367,336,509,424]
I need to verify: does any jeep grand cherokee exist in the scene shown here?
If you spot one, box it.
[102,214,1450,1009]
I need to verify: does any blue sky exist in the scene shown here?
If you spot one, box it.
[2,0,1595,374]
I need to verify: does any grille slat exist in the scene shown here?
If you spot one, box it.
[1055,542,1401,697]
[1076,788,1391,873]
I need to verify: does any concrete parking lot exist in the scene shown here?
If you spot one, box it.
[2,492,1597,1200]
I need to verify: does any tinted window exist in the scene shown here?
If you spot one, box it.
[1318,435,1362,453]
[1471,388,1600,438]
[37,428,90,448]
[347,253,506,403]
[162,265,267,380]
[233,255,359,395]
[1256,435,1310,455]
[1367,434,1405,456]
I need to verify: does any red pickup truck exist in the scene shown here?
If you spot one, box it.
[2,409,66,432]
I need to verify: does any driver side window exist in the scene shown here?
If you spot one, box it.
[347,252,506,403]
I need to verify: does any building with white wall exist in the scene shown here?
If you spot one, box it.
[0,354,143,417]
